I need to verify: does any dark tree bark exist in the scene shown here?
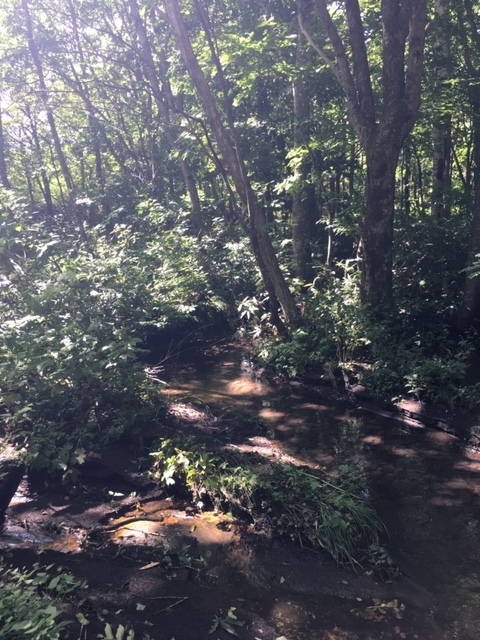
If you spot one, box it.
[21,0,86,239]
[456,0,480,329]
[164,0,299,330]
[431,0,452,221]
[301,0,428,309]
[24,108,55,216]
[292,0,316,283]
[459,107,480,330]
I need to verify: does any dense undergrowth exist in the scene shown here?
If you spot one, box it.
[1,185,479,487]
[253,262,480,408]
[0,560,86,639]
[0,193,230,478]
[149,436,391,573]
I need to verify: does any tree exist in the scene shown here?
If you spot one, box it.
[456,0,480,330]
[431,0,452,221]
[127,0,203,235]
[301,0,429,308]
[21,0,85,235]
[164,0,300,330]
[291,0,316,283]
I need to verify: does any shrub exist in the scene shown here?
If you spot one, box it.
[149,438,383,568]
[0,560,86,639]
[0,193,214,478]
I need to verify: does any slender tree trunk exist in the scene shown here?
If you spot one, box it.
[0,99,11,189]
[128,0,203,235]
[403,142,412,217]
[431,0,452,221]
[66,0,104,194]
[455,0,480,329]
[458,97,480,330]
[325,173,340,266]
[292,0,315,282]
[164,0,299,330]
[25,111,55,216]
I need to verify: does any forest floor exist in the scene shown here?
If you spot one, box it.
[1,398,448,640]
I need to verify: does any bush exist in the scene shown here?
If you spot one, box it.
[0,193,214,478]
[254,261,480,407]
[149,437,383,568]
[0,560,86,639]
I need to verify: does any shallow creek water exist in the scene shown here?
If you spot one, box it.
[4,341,480,639]
[161,342,480,639]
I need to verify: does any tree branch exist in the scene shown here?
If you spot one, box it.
[312,0,370,145]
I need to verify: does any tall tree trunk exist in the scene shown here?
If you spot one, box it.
[0,98,11,190]
[456,0,480,329]
[362,150,398,308]
[431,0,452,221]
[292,0,315,283]
[302,0,428,309]
[25,110,55,216]
[128,0,203,235]
[402,142,412,217]
[458,95,480,330]
[164,0,299,330]
[65,0,104,195]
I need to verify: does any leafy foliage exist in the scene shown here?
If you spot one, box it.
[0,193,216,477]
[256,261,480,407]
[149,437,383,568]
[0,560,86,640]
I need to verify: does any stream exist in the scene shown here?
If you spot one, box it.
[3,340,480,639]
[161,340,480,639]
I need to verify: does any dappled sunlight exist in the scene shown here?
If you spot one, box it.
[429,494,468,508]
[225,378,266,397]
[298,402,329,411]
[362,435,383,445]
[154,345,480,638]
[388,446,418,458]
[268,598,312,634]
[440,477,480,495]
[454,459,480,472]
[425,430,454,446]
[107,502,236,548]
[258,408,285,421]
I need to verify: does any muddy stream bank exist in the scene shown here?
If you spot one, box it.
[2,341,480,639]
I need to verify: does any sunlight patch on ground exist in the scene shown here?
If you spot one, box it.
[453,459,480,473]
[298,402,329,411]
[225,379,265,396]
[388,446,418,458]
[441,477,480,495]
[259,408,285,421]
[362,435,384,445]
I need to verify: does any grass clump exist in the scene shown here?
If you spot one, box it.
[150,438,383,569]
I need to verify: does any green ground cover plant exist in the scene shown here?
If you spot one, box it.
[0,560,87,639]
[149,437,384,569]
